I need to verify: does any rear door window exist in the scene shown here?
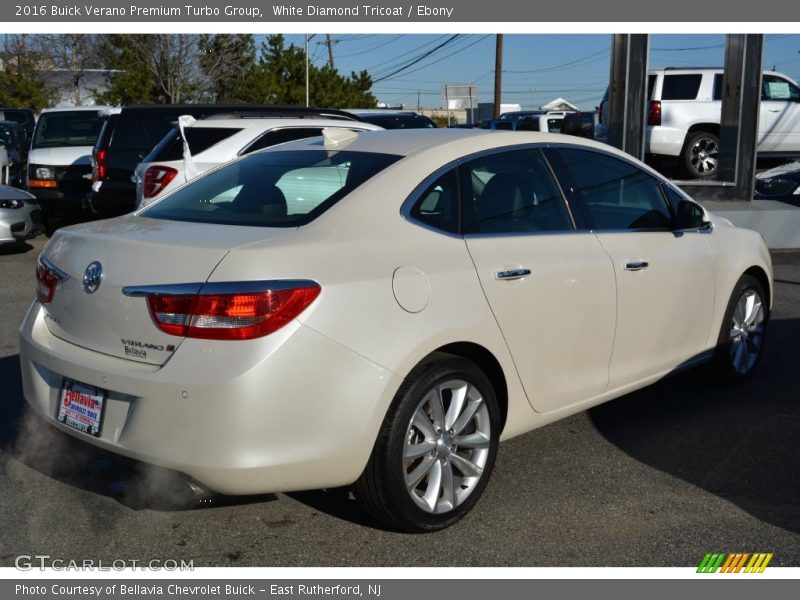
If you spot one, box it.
[661,74,702,100]
[461,149,573,234]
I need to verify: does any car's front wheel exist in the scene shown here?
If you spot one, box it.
[354,354,500,532]
[711,274,768,383]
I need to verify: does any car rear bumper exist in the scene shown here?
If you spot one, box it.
[18,301,401,495]
[646,126,686,157]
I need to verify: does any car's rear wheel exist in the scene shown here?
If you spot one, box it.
[683,131,719,179]
[354,354,500,532]
[711,274,768,383]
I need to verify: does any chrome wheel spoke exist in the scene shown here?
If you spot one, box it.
[404,439,436,460]
[452,396,483,435]
[450,453,483,479]
[411,405,436,440]
[421,460,442,512]
[405,455,436,489]
[438,460,455,513]
[429,388,446,431]
[443,382,468,431]
[453,431,490,449]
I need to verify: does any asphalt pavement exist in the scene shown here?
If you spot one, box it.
[0,236,798,567]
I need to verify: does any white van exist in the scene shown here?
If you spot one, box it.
[27,106,114,235]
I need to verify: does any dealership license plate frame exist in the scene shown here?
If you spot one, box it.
[56,378,107,438]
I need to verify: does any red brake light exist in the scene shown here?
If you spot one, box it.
[143,166,179,199]
[36,262,58,304]
[146,284,321,340]
[95,149,107,181]
[648,100,662,126]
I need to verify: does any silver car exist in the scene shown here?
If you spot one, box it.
[0,186,42,244]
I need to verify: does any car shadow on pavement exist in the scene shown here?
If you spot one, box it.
[589,316,800,535]
[0,354,276,512]
[0,241,34,256]
[287,489,394,531]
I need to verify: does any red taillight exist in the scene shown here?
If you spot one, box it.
[36,262,58,304]
[648,100,662,126]
[143,166,179,199]
[95,149,108,181]
[146,285,321,340]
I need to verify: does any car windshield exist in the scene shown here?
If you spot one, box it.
[141,149,401,228]
[33,111,103,148]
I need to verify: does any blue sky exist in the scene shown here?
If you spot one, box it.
[277,33,800,111]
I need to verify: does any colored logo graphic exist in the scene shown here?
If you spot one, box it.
[697,552,773,573]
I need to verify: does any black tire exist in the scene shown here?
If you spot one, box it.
[710,274,769,384]
[683,131,719,179]
[354,353,500,532]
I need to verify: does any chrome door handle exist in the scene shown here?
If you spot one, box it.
[768,109,781,112]
[495,268,531,281]
[624,261,649,271]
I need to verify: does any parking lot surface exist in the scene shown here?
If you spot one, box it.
[1,236,798,567]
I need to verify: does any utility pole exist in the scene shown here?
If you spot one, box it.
[493,34,503,118]
[417,91,421,111]
[305,34,310,107]
[325,34,335,70]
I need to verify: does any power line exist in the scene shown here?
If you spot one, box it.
[362,35,453,72]
[376,35,492,83]
[372,35,462,83]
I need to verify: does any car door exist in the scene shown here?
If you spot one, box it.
[759,74,800,152]
[548,147,716,390]
[462,148,617,413]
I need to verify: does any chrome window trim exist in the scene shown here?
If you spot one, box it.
[122,279,318,298]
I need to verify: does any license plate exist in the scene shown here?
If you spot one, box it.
[56,378,107,438]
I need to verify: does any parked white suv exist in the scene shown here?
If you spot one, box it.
[601,68,800,178]
[134,114,382,208]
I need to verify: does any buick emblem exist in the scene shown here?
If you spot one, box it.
[82,261,103,294]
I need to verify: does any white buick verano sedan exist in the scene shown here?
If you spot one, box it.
[19,129,771,531]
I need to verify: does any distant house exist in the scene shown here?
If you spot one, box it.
[540,97,579,112]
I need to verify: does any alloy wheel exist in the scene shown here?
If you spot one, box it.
[729,288,766,375]
[402,379,491,514]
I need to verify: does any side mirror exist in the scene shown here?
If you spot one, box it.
[674,200,708,230]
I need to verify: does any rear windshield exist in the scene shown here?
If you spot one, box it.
[33,111,104,148]
[141,150,401,227]
[148,127,243,162]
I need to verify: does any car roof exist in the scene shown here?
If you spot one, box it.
[268,128,619,159]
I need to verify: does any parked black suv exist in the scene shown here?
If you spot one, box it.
[89,104,361,218]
